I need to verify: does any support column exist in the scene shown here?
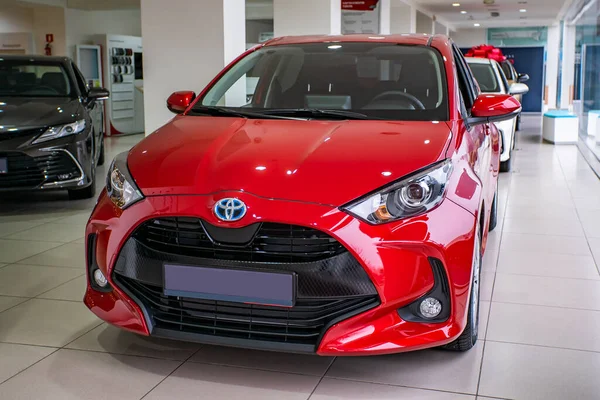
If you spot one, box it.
[545,24,560,111]
[560,24,576,110]
[381,0,417,34]
[140,0,245,134]
[273,0,341,36]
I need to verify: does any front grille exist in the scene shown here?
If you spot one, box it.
[0,127,46,142]
[0,151,81,189]
[134,217,346,263]
[116,274,379,349]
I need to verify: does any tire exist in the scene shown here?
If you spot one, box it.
[515,114,521,131]
[443,223,481,352]
[488,189,498,232]
[500,154,512,173]
[98,137,105,166]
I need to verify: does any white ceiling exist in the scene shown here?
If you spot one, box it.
[414,0,570,28]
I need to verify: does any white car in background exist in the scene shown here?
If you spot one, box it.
[466,57,529,172]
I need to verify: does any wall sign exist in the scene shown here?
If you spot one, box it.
[46,34,53,43]
[342,0,380,34]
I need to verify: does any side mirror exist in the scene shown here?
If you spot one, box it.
[509,82,529,95]
[87,88,109,101]
[469,93,521,125]
[517,73,530,83]
[167,91,196,114]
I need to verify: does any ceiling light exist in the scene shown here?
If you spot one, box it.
[474,23,481,26]
[452,3,460,6]
[520,8,527,12]
[461,10,467,14]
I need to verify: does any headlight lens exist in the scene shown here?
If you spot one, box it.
[33,119,86,144]
[343,160,453,224]
[106,152,143,209]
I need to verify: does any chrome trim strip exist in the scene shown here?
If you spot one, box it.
[39,148,86,189]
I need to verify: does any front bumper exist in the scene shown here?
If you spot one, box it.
[84,191,478,355]
[0,129,94,191]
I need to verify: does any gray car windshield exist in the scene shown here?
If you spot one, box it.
[0,60,73,97]
[197,42,449,121]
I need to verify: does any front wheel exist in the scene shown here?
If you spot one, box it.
[500,155,512,173]
[443,225,481,351]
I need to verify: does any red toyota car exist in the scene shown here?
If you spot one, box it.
[85,34,519,355]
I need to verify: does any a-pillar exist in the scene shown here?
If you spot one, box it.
[273,0,341,36]
[380,0,417,34]
[140,0,245,134]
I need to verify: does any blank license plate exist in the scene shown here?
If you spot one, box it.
[0,158,7,174]
[163,264,296,307]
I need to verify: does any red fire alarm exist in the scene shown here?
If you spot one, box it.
[46,34,54,43]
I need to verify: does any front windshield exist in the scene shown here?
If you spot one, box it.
[198,43,448,121]
[468,63,501,93]
[0,60,73,97]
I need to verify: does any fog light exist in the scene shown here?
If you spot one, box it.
[419,297,442,319]
[93,269,108,288]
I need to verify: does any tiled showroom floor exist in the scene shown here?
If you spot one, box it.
[0,116,600,399]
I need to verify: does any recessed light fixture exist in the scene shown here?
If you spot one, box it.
[519,8,527,12]
[474,23,481,26]
[452,3,460,6]
[461,10,467,14]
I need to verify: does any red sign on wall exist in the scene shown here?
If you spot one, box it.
[46,34,54,43]
[341,0,379,11]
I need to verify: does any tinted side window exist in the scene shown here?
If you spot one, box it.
[71,62,88,95]
[452,44,477,110]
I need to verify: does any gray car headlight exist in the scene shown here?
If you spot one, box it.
[106,152,143,209]
[33,119,86,144]
[343,160,453,224]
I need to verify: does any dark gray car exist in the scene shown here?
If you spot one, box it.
[0,55,109,199]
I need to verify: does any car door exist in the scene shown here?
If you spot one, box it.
[452,44,497,214]
[71,62,102,162]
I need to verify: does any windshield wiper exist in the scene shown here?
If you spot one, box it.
[258,108,374,120]
[188,105,297,120]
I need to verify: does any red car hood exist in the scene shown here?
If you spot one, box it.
[128,116,452,206]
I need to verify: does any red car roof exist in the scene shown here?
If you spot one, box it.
[263,34,448,47]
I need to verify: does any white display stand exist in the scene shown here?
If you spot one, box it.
[93,34,144,136]
[542,110,579,144]
[588,110,600,137]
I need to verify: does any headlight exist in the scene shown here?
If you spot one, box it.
[343,160,453,224]
[33,119,86,144]
[106,152,143,209]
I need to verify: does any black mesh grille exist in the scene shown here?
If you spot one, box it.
[0,151,80,189]
[134,217,346,263]
[0,127,46,142]
[116,274,379,348]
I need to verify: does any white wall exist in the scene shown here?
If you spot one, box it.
[65,8,141,59]
[246,19,273,44]
[416,10,432,34]
[0,3,33,33]
[450,29,487,48]
[33,5,66,56]
[545,24,560,110]
[0,2,66,56]
[388,1,415,34]
[141,0,245,134]
[274,0,340,36]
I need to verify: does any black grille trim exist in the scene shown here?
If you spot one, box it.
[114,237,378,298]
[0,151,81,189]
[134,217,346,263]
[0,127,46,142]
[115,274,379,351]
